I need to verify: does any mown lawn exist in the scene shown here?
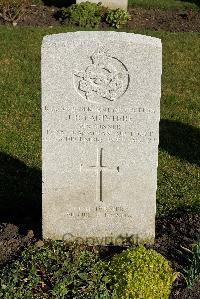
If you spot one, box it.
[0,26,199,225]
[128,0,200,10]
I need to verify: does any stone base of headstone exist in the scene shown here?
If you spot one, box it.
[76,0,128,10]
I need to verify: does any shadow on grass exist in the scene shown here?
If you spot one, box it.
[159,119,200,167]
[0,152,42,237]
[43,0,76,7]
[180,0,200,7]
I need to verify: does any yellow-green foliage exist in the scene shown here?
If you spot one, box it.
[109,245,175,299]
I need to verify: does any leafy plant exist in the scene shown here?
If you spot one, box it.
[106,8,131,29]
[0,241,111,298]
[60,1,103,28]
[0,0,30,25]
[59,3,131,29]
[108,245,176,299]
[180,239,200,288]
[0,240,179,298]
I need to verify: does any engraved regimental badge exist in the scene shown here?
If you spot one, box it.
[73,47,130,104]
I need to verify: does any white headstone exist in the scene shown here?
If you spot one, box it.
[76,0,128,10]
[42,31,162,245]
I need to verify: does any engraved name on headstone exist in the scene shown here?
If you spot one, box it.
[42,31,162,244]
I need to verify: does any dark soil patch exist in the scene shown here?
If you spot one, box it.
[0,4,200,32]
[128,7,200,32]
[176,280,200,299]
[19,4,59,27]
[0,223,35,267]
[0,213,199,297]
[154,213,200,298]
[155,213,200,272]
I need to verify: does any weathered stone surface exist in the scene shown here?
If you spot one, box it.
[76,0,128,10]
[42,31,162,244]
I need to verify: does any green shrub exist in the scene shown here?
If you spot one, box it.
[106,8,131,29]
[0,241,177,298]
[0,241,111,299]
[0,0,30,25]
[60,1,103,28]
[59,2,131,29]
[108,245,176,299]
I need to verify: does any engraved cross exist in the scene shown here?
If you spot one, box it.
[80,148,119,202]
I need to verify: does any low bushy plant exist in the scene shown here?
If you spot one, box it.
[108,245,176,299]
[0,241,111,299]
[0,0,30,25]
[60,1,103,28]
[59,2,130,29]
[0,241,177,298]
[106,8,131,29]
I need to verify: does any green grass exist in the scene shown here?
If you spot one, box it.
[0,26,199,226]
[128,0,200,10]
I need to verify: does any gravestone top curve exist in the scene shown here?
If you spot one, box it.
[42,31,162,48]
